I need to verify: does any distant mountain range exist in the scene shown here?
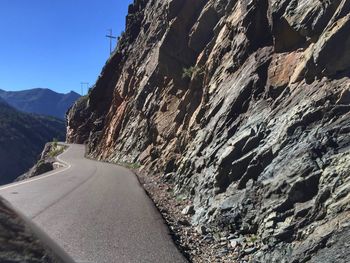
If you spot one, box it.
[0,98,65,184]
[0,88,80,119]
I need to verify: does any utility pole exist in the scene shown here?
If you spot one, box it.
[105,29,117,55]
[80,82,89,96]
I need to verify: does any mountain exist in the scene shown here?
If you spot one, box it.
[0,88,80,119]
[67,0,350,262]
[0,98,65,185]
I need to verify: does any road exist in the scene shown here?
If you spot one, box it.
[0,144,186,263]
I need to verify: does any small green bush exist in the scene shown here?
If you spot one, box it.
[48,144,67,158]
[182,66,204,79]
[117,161,141,169]
[52,138,58,148]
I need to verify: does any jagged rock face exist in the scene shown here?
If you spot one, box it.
[67,0,350,261]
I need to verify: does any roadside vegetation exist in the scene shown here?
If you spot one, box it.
[117,161,141,169]
[48,139,67,158]
[182,65,204,79]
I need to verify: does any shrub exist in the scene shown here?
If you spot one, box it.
[117,161,141,169]
[52,138,58,148]
[48,145,66,158]
[182,66,204,79]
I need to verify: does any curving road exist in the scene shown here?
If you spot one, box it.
[0,144,186,263]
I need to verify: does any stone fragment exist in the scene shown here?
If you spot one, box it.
[196,225,207,235]
[178,219,191,226]
[229,238,244,249]
[182,205,195,215]
[244,247,258,255]
[265,220,275,229]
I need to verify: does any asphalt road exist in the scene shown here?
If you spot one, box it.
[0,144,186,263]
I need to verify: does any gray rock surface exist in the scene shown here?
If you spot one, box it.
[67,0,350,261]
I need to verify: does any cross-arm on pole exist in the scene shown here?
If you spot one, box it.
[105,29,117,55]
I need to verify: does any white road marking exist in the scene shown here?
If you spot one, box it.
[0,147,72,191]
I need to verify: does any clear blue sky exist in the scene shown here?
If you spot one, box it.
[0,0,132,94]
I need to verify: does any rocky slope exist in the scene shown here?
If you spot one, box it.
[0,198,71,262]
[0,99,65,185]
[67,0,350,262]
[17,142,67,182]
[0,88,80,119]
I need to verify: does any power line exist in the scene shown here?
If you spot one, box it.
[80,82,89,96]
[105,29,117,55]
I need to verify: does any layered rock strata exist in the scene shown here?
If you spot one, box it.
[67,0,350,261]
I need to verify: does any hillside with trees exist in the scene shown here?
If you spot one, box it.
[0,98,65,184]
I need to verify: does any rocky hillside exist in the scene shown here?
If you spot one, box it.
[0,99,65,185]
[67,0,350,262]
[17,142,67,182]
[0,198,71,262]
[0,88,80,119]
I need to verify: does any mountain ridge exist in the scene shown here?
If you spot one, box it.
[0,100,65,184]
[0,88,80,119]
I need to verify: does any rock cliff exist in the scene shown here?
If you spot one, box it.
[67,0,350,261]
